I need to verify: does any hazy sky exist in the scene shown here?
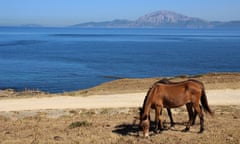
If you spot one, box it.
[1,0,240,26]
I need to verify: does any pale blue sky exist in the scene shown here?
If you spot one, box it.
[0,0,240,26]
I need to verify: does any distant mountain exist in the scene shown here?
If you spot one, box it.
[73,19,134,28]
[72,10,240,28]
[135,11,210,28]
[20,24,43,27]
[212,21,240,28]
[0,24,44,28]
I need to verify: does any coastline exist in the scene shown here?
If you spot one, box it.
[64,72,240,96]
[0,72,240,99]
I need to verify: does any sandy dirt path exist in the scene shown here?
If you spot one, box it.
[0,89,239,112]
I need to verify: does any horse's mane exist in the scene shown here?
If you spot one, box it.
[156,78,204,86]
[140,86,152,115]
[140,78,166,116]
[142,78,170,109]
[155,78,171,84]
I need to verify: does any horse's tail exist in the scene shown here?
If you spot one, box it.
[201,88,214,116]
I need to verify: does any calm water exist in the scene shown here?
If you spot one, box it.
[0,27,239,93]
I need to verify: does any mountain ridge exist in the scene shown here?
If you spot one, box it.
[72,10,240,28]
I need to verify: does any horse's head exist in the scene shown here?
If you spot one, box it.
[139,108,150,137]
[140,114,150,137]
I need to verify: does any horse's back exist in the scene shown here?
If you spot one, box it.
[156,80,200,89]
[155,81,203,99]
[157,78,203,85]
[153,82,192,107]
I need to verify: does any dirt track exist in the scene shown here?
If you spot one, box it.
[0,89,239,111]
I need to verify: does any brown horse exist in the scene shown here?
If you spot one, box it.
[139,79,201,128]
[139,80,213,137]
[155,79,203,127]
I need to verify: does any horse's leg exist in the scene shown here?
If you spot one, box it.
[154,108,159,133]
[192,104,202,125]
[182,103,193,132]
[193,103,204,133]
[159,109,163,129]
[167,108,175,127]
[186,103,194,126]
[154,106,163,133]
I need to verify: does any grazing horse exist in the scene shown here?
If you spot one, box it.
[139,79,201,130]
[139,80,213,137]
[155,79,203,127]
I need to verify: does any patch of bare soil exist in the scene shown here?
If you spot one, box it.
[0,106,239,144]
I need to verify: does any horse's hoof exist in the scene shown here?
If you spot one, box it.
[170,126,176,130]
[163,125,168,129]
[198,131,204,134]
[198,128,204,134]
[160,128,165,131]
[153,129,163,134]
[153,129,158,134]
[182,127,190,132]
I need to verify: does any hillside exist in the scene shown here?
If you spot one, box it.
[72,10,240,28]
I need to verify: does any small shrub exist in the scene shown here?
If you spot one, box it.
[69,121,92,129]
[177,74,189,78]
[191,74,204,78]
[69,110,78,115]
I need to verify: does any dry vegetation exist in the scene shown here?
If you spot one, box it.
[1,72,240,98]
[0,106,239,144]
[64,72,240,96]
[0,72,240,143]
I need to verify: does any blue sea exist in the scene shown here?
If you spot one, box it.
[0,27,239,93]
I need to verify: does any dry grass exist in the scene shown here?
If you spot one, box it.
[63,72,240,96]
[0,89,49,99]
[1,72,240,98]
[0,106,239,144]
